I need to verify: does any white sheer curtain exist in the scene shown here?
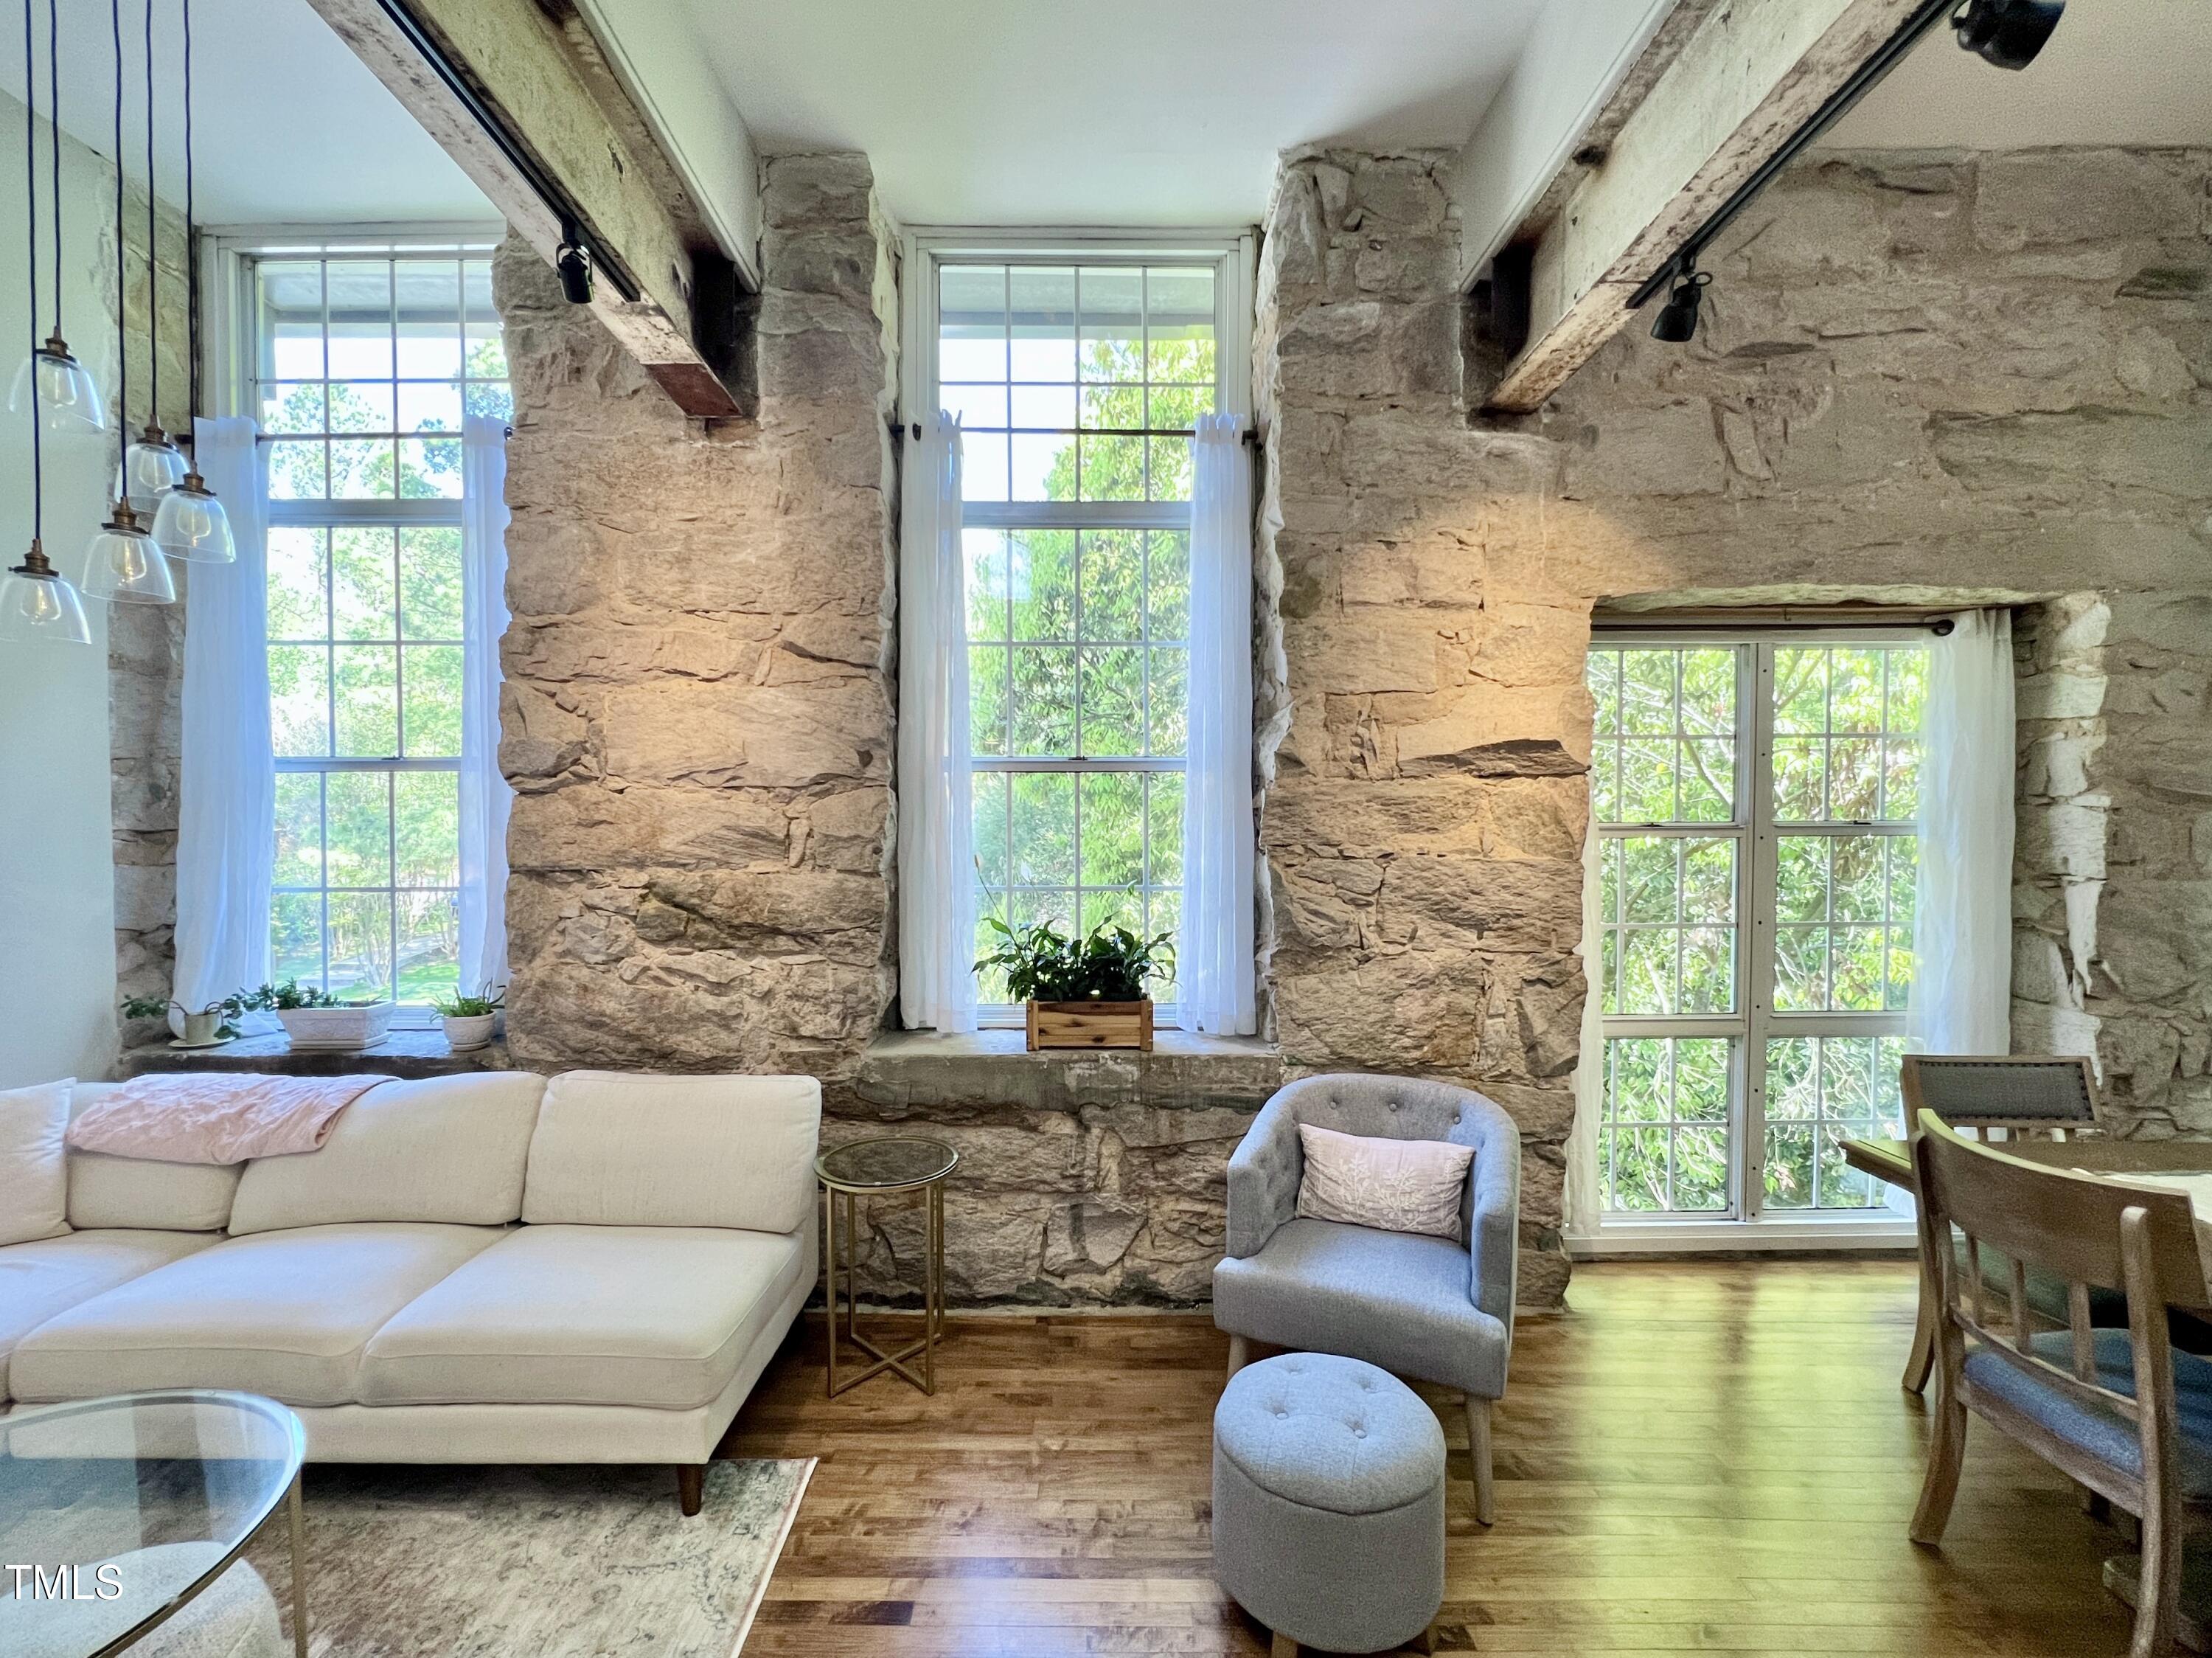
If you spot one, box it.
[1180,414,1256,1035]
[457,415,513,996]
[1910,609,2017,1055]
[173,417,274,1028]
[1566,803,1606,1238]
[897,412,977,1033]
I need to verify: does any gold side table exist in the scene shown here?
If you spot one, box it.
[817,1135,958,1397]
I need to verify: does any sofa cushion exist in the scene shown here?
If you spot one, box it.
[0,1078,72,1246]
[358,1224,805,1410]
[9,1222,506,1407]
[1212,1216,1510,1399]
[0,1229,218,1401]
[66,1083,243,1232]
[523,1072,819,1233]
[228,1073,546,1235]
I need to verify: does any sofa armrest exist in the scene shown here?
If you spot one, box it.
[1463,1096,1521,1335]
[1225,1097,1304,1258]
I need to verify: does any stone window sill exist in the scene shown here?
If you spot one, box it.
[117,1028,510,1081]
[856,1027,1283,1114]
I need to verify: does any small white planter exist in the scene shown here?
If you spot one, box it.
[441,1012,498,1052]
[276,1002,394,1052]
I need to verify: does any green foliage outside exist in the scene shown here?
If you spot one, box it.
[1590,645,1924,1216]
[966,320,1211,1003]
[260,317,508,1008]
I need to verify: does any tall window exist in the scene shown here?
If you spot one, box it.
[245,245,510,1007]
[1587,637,1927,1220]
[925,249,1241,1019]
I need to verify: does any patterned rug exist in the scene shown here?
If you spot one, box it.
[240,1459,814,1658]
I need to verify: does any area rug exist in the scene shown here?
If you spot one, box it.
[240,1459,814,1658]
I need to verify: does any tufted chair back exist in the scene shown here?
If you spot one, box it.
[1224,1072,1520,1328]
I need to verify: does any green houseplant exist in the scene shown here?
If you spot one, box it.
[119,991,255,1047]
[975,911,1174,1052]
[431,985,505,1053]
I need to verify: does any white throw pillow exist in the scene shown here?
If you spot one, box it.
[1295,1121,1473,1241]
[0,1078,73,1246]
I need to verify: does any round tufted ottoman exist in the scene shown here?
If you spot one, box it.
[1212,1352,1444,1655]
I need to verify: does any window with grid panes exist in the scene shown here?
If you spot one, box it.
[935,257,1227,1018]
[1587,639,1927,1218]
[248,246,511,1008]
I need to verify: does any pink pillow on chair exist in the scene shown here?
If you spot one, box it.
[1294,1121,1474,1240]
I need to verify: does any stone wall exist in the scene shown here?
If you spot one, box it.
[494,152,901,1077]
[1256,145,2211,1297]
[108,178,195,1036]
[488,141,2207,1309]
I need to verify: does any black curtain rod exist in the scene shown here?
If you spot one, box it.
[371,0,639,305]
[1626,0,1957,310]
[888,417,1262,447]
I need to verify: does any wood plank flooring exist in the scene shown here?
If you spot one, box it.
[720,1260,2139,1656]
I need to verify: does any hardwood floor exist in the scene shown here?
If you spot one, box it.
[722,1260,2139,1655]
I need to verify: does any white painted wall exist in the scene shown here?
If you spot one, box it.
[0,94,123,1088]
[1447,0,1680,288]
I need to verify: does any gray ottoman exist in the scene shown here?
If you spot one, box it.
[1212,1352,1445,1655]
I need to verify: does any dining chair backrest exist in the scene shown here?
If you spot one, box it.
[1901,1054,2099,1137]
[1913,1111,2211,1436]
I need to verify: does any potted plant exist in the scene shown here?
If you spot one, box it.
[119,991,253,1048]
[241,979,395,1052]
[431,985,504,1053]
[975,911,1175,1052]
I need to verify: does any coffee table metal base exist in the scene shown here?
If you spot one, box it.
[823,1181,947,1398]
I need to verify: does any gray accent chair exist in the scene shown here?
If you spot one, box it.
[1212,1073,1520,1524]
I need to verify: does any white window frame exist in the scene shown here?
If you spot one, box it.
[207,225,507,1022]
[901,229,1256,1030]
[1582,625,1939,1253]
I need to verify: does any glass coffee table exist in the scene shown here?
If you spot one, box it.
[0,1390,307,1658]
[818,1135,959,1398]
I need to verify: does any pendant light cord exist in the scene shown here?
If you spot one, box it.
[184,0,197,428]
[111,0,128,484]
[23,0,43,541]
[142,0,157,433]
[44,0,58,338]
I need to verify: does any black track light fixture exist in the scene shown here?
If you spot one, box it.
[1651,267,1710,344]
[555,219,595,305]
[1952,0,2065,70]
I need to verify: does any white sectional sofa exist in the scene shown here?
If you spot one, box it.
[0,1069,819,1514]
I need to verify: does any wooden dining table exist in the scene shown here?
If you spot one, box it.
[1839,1134,2212,1394]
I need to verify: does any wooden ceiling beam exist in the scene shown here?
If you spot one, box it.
[1478,0,1935,414]
[306,0,748,420]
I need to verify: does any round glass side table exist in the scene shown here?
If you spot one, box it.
[816,1136,959,1398]
[0,1390,307,1658]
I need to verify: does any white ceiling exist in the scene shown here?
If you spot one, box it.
[1824,0,2212,149]
[1,0,490,226]
[655,0,1548,226]
[1,0,2201,240]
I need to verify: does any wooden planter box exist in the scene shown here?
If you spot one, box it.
[1026,999,1154,1052]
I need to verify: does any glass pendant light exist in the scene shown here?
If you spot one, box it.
[9,336,105,434]
[118,424,187,513]
[0,541,92,645]
[83,502,175,603]
[8,0,104,437]
[82,0,175,611]
[150,468,232,561]
[4,0,92,645]
[149,0,226,561]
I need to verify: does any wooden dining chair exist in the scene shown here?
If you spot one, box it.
[1897,1054,2103,1393]
[1910,1111,2212,1657]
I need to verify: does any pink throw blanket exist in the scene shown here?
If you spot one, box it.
[66,1073,389,1164]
